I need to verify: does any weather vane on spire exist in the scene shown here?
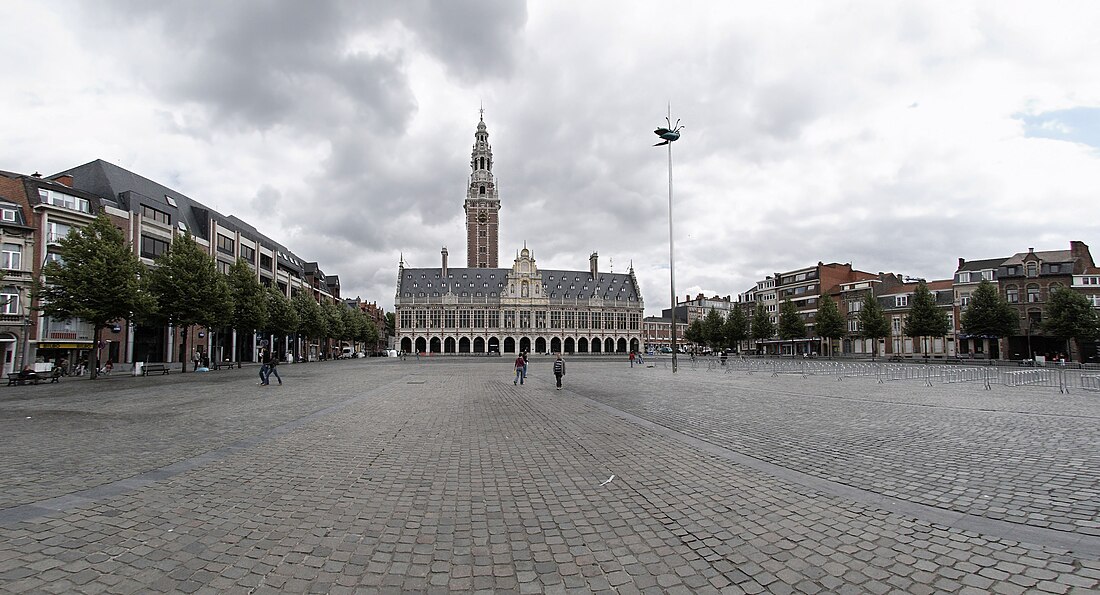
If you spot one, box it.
[479,102,484,120]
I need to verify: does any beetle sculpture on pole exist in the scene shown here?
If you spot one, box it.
[654,107,684,372]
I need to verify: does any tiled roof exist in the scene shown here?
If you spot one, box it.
[956,257,1006,272]
[398,267,640,301]
[1002,250,1074,265]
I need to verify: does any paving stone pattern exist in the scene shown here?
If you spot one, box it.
[0,357,1097,593]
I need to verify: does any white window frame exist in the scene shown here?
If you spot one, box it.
[0,290,19,315]
[1,243,21,270]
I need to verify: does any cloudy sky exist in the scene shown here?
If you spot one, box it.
[3,1,1099,315]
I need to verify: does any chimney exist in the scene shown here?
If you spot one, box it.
[441,247,449,277]
[957,258,965,269]
[589,252,598,278]
[52,174,74,187]
[1070,240,1089,259]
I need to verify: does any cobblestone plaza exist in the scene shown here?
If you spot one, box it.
[1,358,1098,593]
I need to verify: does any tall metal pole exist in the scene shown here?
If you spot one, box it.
[666,104,678,373]
[653,105,683,372]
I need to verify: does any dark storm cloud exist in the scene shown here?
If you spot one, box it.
[83,1,526,136]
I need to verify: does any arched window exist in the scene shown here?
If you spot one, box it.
[1005,285,1019,303]
[1026,284,1040,303]
[479,185,485,195]
[1026,262,1038,277]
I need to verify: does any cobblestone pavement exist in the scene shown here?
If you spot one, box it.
[1,357,1098,593]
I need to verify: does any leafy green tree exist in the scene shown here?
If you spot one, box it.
[226,259,268,358]
[359,315,380,349]
[265,286,299,337]
[723,306,749,352]
[292,291,325,347]
[751,302,775,353]
[340,305,364,345]
[385,312,395,338]
[684,318,704,347]
[858,293,890,360]
[903,280,950,355]
[813,295,846,357]
[321,301,345,346]
[961,279,1018,358]
[34,215,153,379]
[147,233,233,372]
[1044,287,1100,363]
[703,309,725,350]
[778,299,806,356]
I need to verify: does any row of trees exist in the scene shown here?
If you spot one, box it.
[681,279,1099,360]
[35,215,380,378]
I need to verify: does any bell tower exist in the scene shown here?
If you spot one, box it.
[464,109,500,268]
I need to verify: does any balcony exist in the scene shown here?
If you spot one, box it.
[41,317,95,341]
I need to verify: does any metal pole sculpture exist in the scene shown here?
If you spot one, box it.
[654,105,684,372]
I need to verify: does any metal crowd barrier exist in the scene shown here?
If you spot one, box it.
[1000,368,1070,393]
[663,357,1089,395]
[941,367,995,390]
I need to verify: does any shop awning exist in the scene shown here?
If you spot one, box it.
[36,342,92,349]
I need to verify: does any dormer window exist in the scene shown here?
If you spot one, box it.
[1,209,16,222]
[1026,262,1038,277]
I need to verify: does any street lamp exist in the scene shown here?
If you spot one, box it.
[654,105,684,372]
[17,286,29,371]
[903,276,929,357]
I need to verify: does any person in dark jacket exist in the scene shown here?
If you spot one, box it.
[259,347,272,386]
[267,351,282,385]
[553,354,566,390]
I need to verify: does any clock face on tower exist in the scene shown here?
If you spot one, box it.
[478,213,487,224]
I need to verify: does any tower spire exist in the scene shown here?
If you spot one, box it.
[464,110,500,268]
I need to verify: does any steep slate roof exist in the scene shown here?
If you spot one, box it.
[1002,249,1074,265]
[0,198,32,228]
[399,267,640,302]
[956,257,1006,272]
[57,159,309,268]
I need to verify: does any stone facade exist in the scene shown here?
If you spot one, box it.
[395,115,644,355]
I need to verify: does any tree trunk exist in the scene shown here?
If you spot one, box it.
[90,326,102,380]
[181,330,189,373]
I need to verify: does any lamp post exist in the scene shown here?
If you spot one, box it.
[903,276,928,357]
[15,285,31,372]
[654,106,684,372]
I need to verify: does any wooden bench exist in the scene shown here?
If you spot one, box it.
[142,364,170,376]
[7,369,61,385]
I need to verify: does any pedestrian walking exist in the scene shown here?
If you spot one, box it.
[553,353,566,390]
[522,351,529,380]
[259,347,271,386]
[513,354,526,385]
[629,351,635,368]
[267,351,283,385]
